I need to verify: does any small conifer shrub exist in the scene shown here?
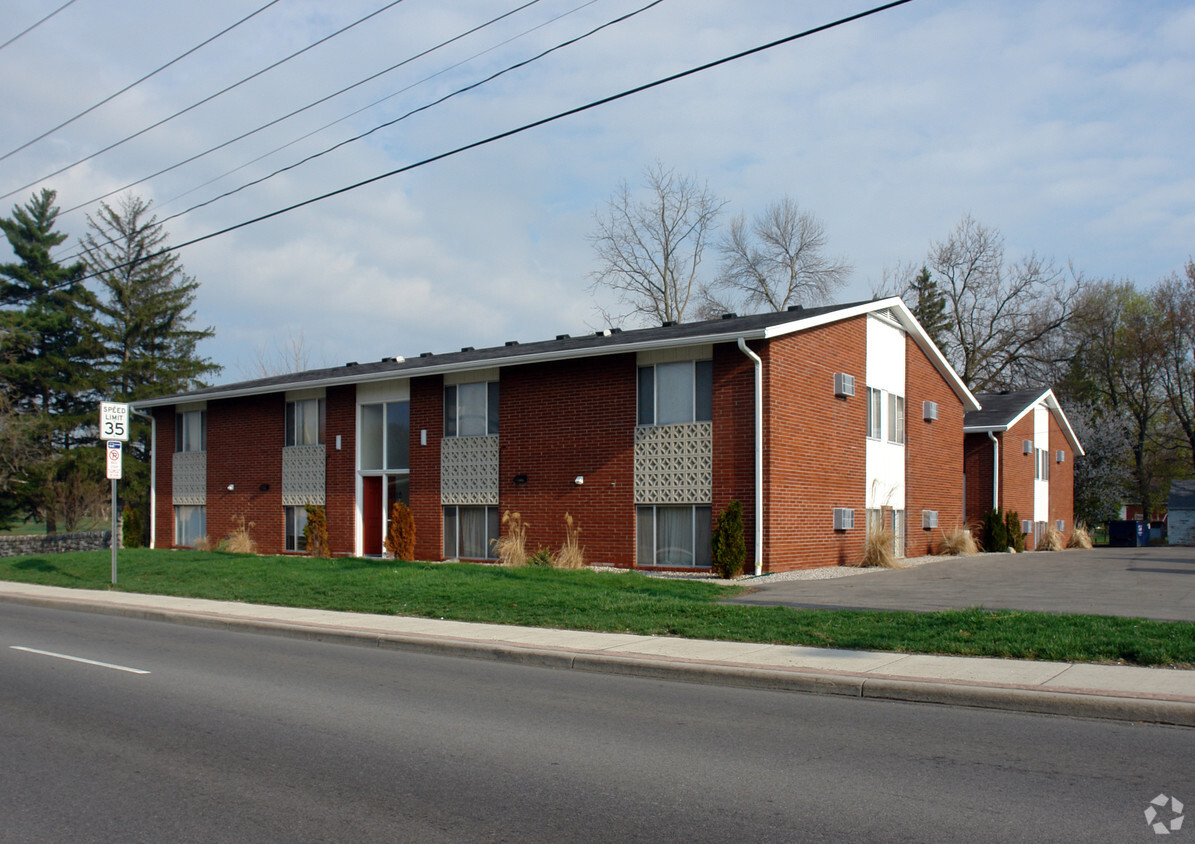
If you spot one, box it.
[304,504,330,558]
[385,502,417,561]
[711,500,746,579]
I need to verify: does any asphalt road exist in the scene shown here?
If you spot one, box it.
[729,546,1195,621]
[2,603,1192,843]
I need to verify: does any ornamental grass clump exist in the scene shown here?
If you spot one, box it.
[553,512,586,569]
[861,526,901,568]
[1068,524,1094,549]
[492,510,528,567]
[936,525,978,556]
[1037,525,1065,552]
[225,515,257,554]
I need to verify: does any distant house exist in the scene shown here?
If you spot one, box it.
[1167,480,1195,546]
[134,298,979,572]
[963,388,1084,547]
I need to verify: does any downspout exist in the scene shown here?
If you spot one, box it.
[737,338,763,577]
[132,408,156,548]
[987,431,999,511]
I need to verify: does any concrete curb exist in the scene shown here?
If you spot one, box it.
[5,591,1194,727]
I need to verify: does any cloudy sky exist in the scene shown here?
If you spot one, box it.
[1,0,1192,384]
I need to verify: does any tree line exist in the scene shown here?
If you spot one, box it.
[0,189,217,535]
[588,163,1195,526]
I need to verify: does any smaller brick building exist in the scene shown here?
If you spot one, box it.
[136,299,979,571]
[963,388,1083,547]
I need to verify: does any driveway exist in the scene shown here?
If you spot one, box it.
[728,546,1195,622]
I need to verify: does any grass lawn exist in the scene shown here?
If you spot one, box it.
[1,548,1192,667]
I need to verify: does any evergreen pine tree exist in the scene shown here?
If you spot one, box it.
[907,265,949,351]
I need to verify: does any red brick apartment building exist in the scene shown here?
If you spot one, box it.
[963,388,1084,547]
[136,299,982,573]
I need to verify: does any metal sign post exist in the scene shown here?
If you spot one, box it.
[101,403,128,586]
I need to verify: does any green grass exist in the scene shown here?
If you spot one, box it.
[1,549,1192,667]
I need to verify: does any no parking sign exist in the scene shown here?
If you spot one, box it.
[106,440,122,480]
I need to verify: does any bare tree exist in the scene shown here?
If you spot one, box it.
[1155,260,1195,472]
[906,215,1082,392]
[708,197,850,315]
[588,162,725,325]
[242,328,327,379]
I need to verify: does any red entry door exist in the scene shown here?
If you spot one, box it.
[362,476,383,556]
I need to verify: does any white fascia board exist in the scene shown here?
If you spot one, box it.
[763,297,981,412]
[132,328,773,410]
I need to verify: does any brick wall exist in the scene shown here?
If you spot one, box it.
[712,343,757,566]
[325,385,357,555]
[762,317,867,570]
[1000,417,1036,528]
[963,432,996,526]
[206,394,286,551]
[409,375,443,561]
[499,354,637,565]
[904,335,965,557]
[1048,414,1075,543]
[153,407,175,548]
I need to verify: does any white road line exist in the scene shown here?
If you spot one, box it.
[10,646,151,675]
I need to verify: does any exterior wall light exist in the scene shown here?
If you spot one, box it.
[574,475,584,485]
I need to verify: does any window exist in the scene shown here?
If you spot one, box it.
[174,505,206,546]
[636,505,712,567]
[361,401,409,470]
[888,394,905,444]
[285,505,307,552]
[174,410,205,452]
[285,398,325,446]
[866,388,882,439]
[1035,448,1050,480]
[637,360,712,426]
[444,382,498,437]
[444,506,500,559]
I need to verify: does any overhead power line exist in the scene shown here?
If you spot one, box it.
[0,0,80,52]
[0,0,410,202]
[59,0,550,217]
[0,0,283,163]
[19,0,916,302]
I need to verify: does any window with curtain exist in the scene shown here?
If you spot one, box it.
[887,393,905,444]
[285,505,307,552]
[285,398,325,446]
[636,505,711,567]
[444,382,499,437]
[443,506,499,559]
[637,360,712,426]
[174,505,206,546]
[175,410,206,452]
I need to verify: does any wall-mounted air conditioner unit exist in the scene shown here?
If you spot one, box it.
[834,373,855,398]
[1055,519,1065,532]
[833,508,854,531]
[921,510,938,530]
[1023,440,1033,455]
[1056,450,1065,464]
[922,401,938,422]
[1020,519,1033,534]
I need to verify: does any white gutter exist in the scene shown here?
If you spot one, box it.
[737,338,763,577]
[987,431,999,510]
[131,408,156,548]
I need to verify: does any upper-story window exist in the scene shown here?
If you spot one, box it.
[444,382,498,437]
[865,388,905,444]
[866,388,882,439]
[361,401,409,470]
[1035,448,1050,480]
[285,398,325,446]
[175,410,206,452]
[637,360,712,426]
[887,394,905,445]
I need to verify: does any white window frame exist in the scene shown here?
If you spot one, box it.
[637,360,713,427]
[866,388,882,439]
[888,394,905,445]
[285,505,308,552]
[360,400,410,472]
[636,505,712,567]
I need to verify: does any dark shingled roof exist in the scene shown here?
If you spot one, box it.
[137,300,873,407]
[964,389,1049,430]
[1169,480,1195,511]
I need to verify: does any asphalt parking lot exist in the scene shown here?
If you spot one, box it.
[728,546,1195,622]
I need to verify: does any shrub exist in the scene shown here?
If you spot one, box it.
[1004,509,1025,552]
[981,508,1009,552]
[492,510,528,567]
[553,512,586,569]
[304,504,330,558]
[193,536,213,551]
[711,500,746,579]
[1068,524,1093,549]
[225,515,257,554]
[1037,525,1065,551]
[936,525,978,556]
[384,502,416,561]
[121,505,144,548]
[528,548,553,567]
[861,525,902,568]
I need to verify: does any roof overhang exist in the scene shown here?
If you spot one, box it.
[963,387,1085,456]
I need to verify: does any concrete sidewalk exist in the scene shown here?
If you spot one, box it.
[3,580,1194,727]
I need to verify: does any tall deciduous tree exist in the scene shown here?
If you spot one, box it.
[589,162,725,325]
[710,197,850,315]
[1155,260,1195,474]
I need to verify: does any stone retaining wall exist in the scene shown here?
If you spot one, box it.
[0,529,121,558]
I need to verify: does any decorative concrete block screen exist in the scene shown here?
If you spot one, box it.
[172,450,207,505]
[634,421,713,505]
[441,435,500,505]
[282,444,326,505]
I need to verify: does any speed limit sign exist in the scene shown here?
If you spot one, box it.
[100,402,129,442]
[106,441,122,480]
